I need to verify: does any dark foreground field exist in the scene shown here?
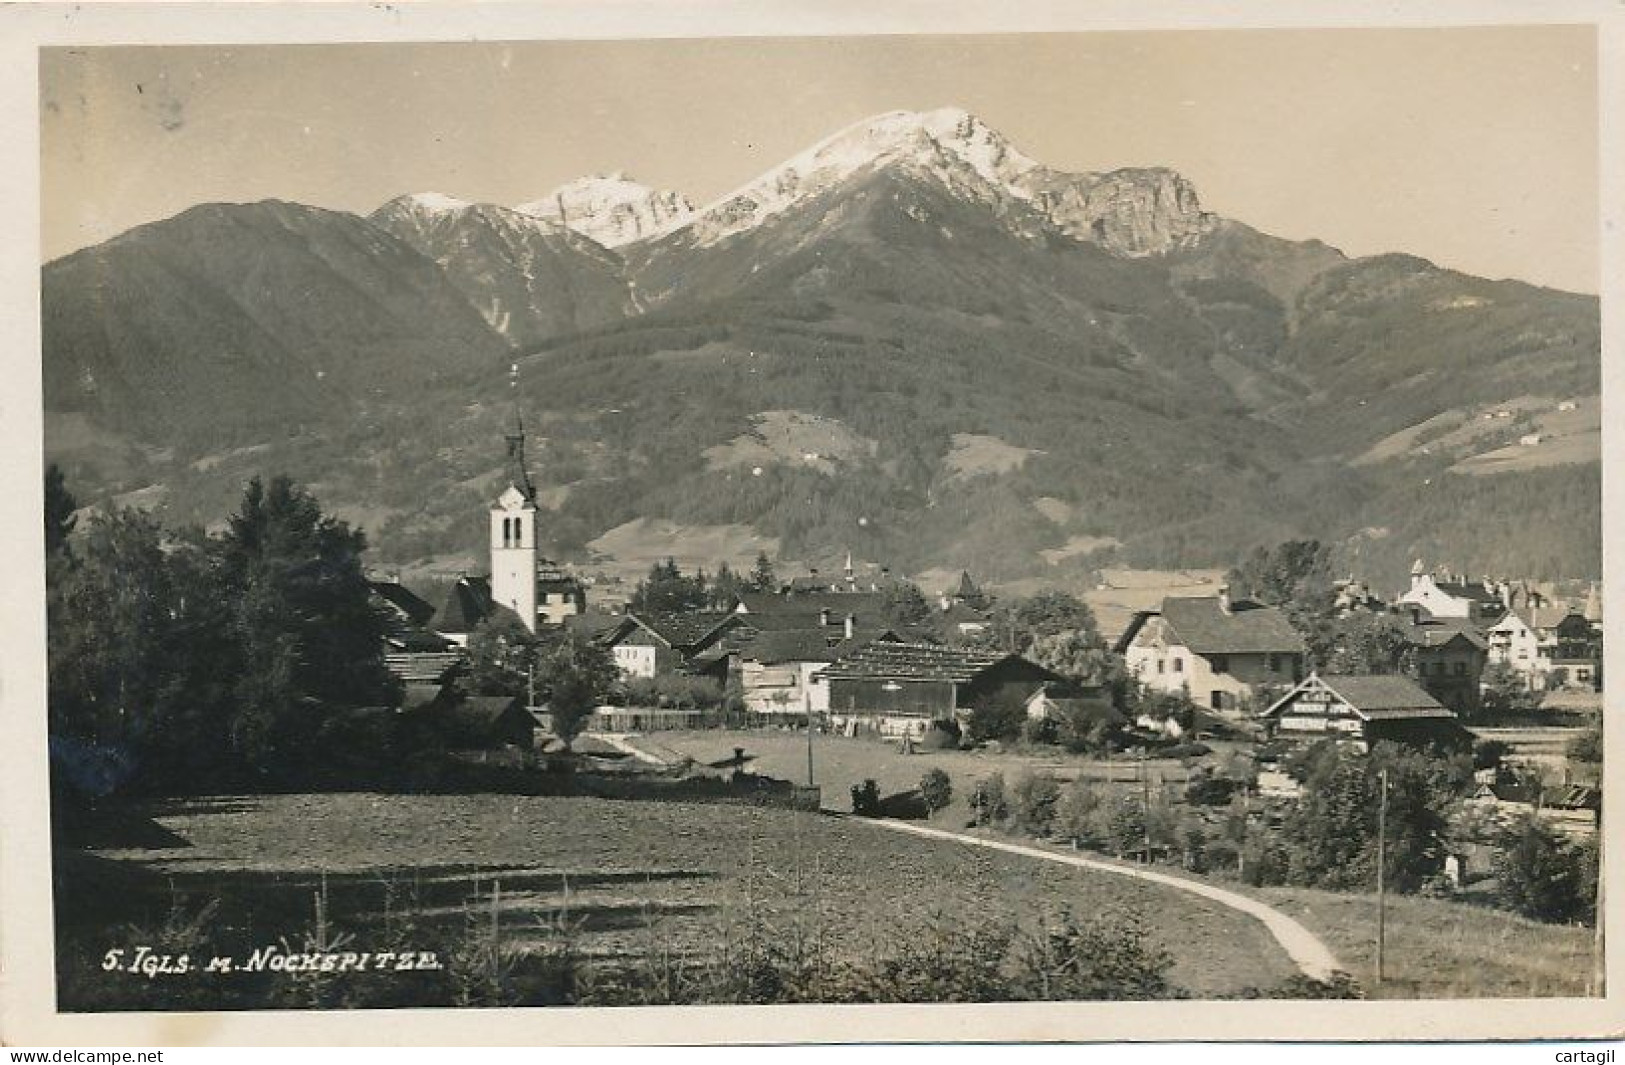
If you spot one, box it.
[55,791,1298,1009]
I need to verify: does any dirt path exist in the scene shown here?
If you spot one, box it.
[854,816,1345,983]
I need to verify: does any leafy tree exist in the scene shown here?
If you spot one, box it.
[978,591,1101,655]
[1566,726,1603,765]
[1479,662,1529,716]
[1473,739,1512,772]
[1228,540,1337,613]
[1054,778,1104,846]
[534,633,618,751]
[1493,815,1596,923]
[1321,613,1415,675]
[1026,630,1116,685]
[969,772,1008,826]
[1010,773,1061,836]
[879,580,933,628]
[44,463,77,557]
[965,690,1028,744]
[464,613,538,698]
[1279,741,1457,893]
[919,768,952,818]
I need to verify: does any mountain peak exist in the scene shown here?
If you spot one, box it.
[516,175,695,249]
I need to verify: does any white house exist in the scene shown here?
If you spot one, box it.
[1113,588,1306,712]
[1395,561,1507,625]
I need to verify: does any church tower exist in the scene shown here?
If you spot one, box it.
[491,366,540,633]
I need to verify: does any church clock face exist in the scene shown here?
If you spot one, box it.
[497,485,531,511]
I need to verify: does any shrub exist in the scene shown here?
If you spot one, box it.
[919,768,953,817]
[850,779,882,818]
[966,693,1028,744]
[1010,773,1062,836]
[1184,773,1239,807]
[1493,814,1597,923]
[1473,739,1512,771]
[1566,727,1602,765]
[919,719,961,750]
[1054,778,1103,846]
[969,772,1009,826]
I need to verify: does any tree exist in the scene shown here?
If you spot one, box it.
[1054,778,1104,847]
[1479,662,1529,716]
[534,633,618,751]
[1279,741,1457,893]
[44,463,77,557]
[879,580,933,628]
[47,513,239,794]
[1493,815,1596,923]
[965,690,1029,744]
[919,768,952,818]
[1010,773,1061,836]
[1566,726,1603,765]
[1026,630,1117,685]
[464,613,538,698]
[1228,540,1336,613]
[979,591,1101,655]
[629,558,709,614]
[218,476,396,780]
[748,551,777,593]
[708,562,747,610]
[1321,613,1414,675]
[969,772,1009,826]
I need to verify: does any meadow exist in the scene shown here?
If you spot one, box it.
[55,791,1296,1010]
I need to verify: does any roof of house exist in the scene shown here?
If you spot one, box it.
[1136,596,1306,656]
[819,641,1056,684]
[608,611,740,650]
[434,576,495,634]
[1400,618,1488,651]
[735,590,888,618]
[442,694,528,735]
[738,628,899,664]
[370,580,437,628]
[1428,579,1506,605]
[1264,673,1453,721]
[1319,674,1450,716]
[564,611,625,641]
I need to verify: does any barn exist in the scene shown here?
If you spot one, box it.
[818,642,1065,737]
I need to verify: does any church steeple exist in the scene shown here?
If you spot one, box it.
[504,362,536,502]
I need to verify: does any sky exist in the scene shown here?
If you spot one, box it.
[40,26,1599,292]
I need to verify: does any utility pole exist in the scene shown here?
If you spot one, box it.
[1375,766,1389,989]
[805,691,815,788]
[1592,796,1605,996]
[1141,753,1152,865]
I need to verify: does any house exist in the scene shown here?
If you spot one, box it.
[1260,672,1472,752]
[818,642,1065,737]
[369,579,463,684]
[431,575,506,647]
[1539,609,1602,691]
[1395,561,1507,626]
[600,611,742,679]
[402,688,537,751]
[732,626,901,716]
[1486,601,1576,690]
[1396,615,1487,717]
[1113,587,1305,712]
[734,589,890,621]
[1025,684,1123,728]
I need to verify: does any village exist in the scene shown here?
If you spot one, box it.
[368,414,1605,860]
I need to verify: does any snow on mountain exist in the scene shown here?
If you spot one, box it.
[651,106,1214,257]
[670,107,1037,248]
[516,173,695,249]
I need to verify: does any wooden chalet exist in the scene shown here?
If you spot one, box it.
[818,642,1065,737]
[1260,672,1472,751]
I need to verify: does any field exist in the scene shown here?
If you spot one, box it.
[56,792,1297,1008]
[1252,887,1595,998]
[628,729,1201,825]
